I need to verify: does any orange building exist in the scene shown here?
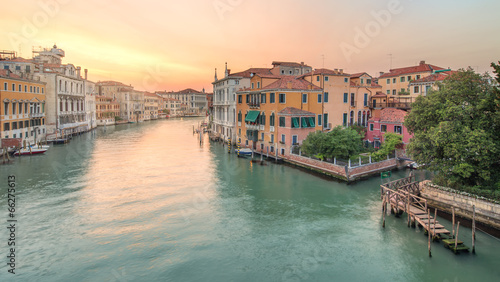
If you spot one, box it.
[236,74,322,158]
[1,70,46,144]
[95,95,119,125]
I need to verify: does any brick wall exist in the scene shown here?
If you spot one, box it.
[1,138,22,149]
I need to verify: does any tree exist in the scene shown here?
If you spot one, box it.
[405,67,500,190]
[301,126,363,159]
[371,132,402,161]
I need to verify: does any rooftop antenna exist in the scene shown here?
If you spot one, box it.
[388,54,393,70]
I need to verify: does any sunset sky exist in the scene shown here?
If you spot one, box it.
[2,0,499,92]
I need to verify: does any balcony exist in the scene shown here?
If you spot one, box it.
[259,125,265,131]
[270,126,275,132]
[246,124,259,131]
[29,113,45,118]
[248,102,260,109]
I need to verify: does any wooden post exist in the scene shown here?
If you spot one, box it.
[407,194,410,227]
[383,193,387,228]
[452,207,455,238]
[472,205,476,254]
[428,209,432,257]
[455,221,460,254]
[433,208,437,240]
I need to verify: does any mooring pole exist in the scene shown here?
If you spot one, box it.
[452,207,455,238]
[428,209,432,257]
[455,221,460,254]
[433,208,437,241]
[382,193,387,228]
[472,205,476,254]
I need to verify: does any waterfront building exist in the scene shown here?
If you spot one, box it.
[212,64,272,142]
[163,98,182,117]
[158,89,207,115]
[236,73,323,157]
[269,61,313,76]
[378,61,445,97]
[347,72,381,127]
[144,92,160,120]
[276,107,317,155]
[206,91,213,116]
[0,69,46,144]
[95,95,119,125]
[96,81,144,122]
[84,74,97,130]
[365,107,412,148]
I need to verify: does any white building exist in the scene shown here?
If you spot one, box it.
[157,88,207,115]
[84,75,97,130]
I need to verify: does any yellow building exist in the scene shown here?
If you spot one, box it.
[0,70,46,144]
[236,73,322,157]
[378,61,444,98]
[95,95,120,126]
[144,92,160,120]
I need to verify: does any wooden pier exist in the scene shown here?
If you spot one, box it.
[381,176,470,255]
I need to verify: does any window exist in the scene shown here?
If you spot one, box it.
[3,122,9,131]
[238,111,242,122]
[392,89,396,95]
[261,93,266,103]
[251,82,254,89]
[317,94,322,103]
[30,86,33,93]
[270,113,275,126]
[281,134,285,143]
[416,75,421,80]
[269,92,275,103]
[246,94,250,103]
[364,93,368,106]
[291,117,300,128]
[316,76,320,81]
[343,93,348,103]
[3,65,9,70]
[238,95,242,103]
[3,83,7,90]
[271,134,274,143]
[386,90,390,94]
[400,77,405,82]
[392,78,396,83]
[4,102,8,115]
[257,82,260,88]
[279,116,286,127]
[394,126,402,134]
[361,78,364,84]
[18,85,21,91]
[367,79,371,85]
[261,133,264,141]
[18,103,22,114]
[12,103,16,114]
[281,148,285,155]
[24,85,27,92]
[344,78,348,83]
[386,79,390,84]
[260,112,266,125]
[12,83,15,91]
[370,124,374,131]
[292,135,298,145]
[279,93,286,103]
[12,122,17,130]
[302,93,307,103]
[381,125,387,132]
[325,76,329,82]
[343,113,347,126]
[350,93,355,106]
[323,113,328,127]
[316,114,322,126]
[24,121,29,128]
[324,92,329,103]
[414,86,419,93]
[407,76,411,81]
[401,88,405,93]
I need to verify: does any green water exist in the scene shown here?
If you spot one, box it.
[1,118,499,281]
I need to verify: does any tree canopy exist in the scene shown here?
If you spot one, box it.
[301,126,363,160]
[371,132,402,162]
[405,67,500,191]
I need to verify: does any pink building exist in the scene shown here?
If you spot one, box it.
[276,107,316,156]
[365,108,412,148]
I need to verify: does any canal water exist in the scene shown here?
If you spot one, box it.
[1,118,499,281]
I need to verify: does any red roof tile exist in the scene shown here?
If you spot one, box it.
[372,92,387,98]
[350,72,370,78]
[379,108,408,123]
[262,76,322,91]
[299,68,350,78]
[0,69,22,79]
[410,71,456,83]
[379,61,444,78]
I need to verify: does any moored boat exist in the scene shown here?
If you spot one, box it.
[13,147,48,156]
[235,148,253,155]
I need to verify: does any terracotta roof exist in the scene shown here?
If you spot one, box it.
[350,72,370,78]
[144,92,159,97]
[97,81,129,86]
[261,76,322,91]
[228,68,272,78]
[278,107,316,116]
[176,88,202,94]
[0,69,22,79]
[371,82,382,88]
[379,61,444,78]
[299,68,349,78]
[272,61,311,68]
[410,71,456,84]
[1,57,33,63]
[372,92,387,98]
[379,108,408,123]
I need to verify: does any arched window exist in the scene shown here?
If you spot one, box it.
[358,111,361,125]
[270,112,275,126]
[350,111,354,126]
[238,111,242,122]
[260,112,266,125]
[362,111,366,127]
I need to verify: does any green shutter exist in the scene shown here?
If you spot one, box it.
[308,117,315,127]
[292,118,299,128]
[301,117,308,128]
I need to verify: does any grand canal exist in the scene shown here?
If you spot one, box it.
[1,118,499,281]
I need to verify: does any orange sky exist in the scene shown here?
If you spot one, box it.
[2,0,499,92]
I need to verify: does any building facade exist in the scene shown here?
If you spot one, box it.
[144,92,160,120]
[365,108,412,148]
[95,95,119,125]
[1,70,46,144]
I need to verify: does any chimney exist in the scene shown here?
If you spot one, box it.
[227,69,231,75]
[76,66,81,78]
[379,72,384,77]
[339,69,343,74]
[334,68,338,72]
[420,60,425,65]
[84,69,88,80]
[301,62,304,65]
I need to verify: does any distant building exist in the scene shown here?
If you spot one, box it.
[84,74,97,130]
[378,61,445,97]
[0,69,47,144]
[365,108,412,148]
[408,70,454,97]
[157,88,207,115]
[96,81,144,122]
[162,98,182,117]
[144,92,160,120]
[95,95,119,126]
[276,107,317,153]
[270,61,313,76]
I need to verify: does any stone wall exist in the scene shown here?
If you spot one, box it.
[420,180,500,230]
[285,154,398,182]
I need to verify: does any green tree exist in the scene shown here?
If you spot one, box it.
[405,67,500,190]
[301,126,363,159]
[371,132,402,161]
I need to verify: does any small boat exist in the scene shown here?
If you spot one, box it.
[13,147,48,156]
[30,144,50,150]
[235,148,253,156]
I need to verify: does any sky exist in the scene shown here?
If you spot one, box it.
[1,0,499,92]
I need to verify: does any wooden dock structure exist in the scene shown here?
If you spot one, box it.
[381,176,470,255]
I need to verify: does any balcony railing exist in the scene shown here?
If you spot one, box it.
[246,124,259,131]
[29,113,44,118]
[248,102,260,109]
[270,126,275,132]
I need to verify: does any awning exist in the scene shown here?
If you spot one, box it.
[245,110,260,122]
[308,117,315,127]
